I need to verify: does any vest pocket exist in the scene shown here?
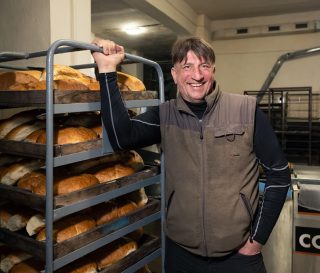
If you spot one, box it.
[240,192,254,242]
[213,125,245,159]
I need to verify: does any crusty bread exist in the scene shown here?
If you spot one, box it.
[4,121,46,141]
[0,248,32,273]
[120,188,148,208]
[0,109,41,139]
[31,78,89,91]
[93,199,137,226]
[93,237,138,270]
[36,126,98,145]
[0,159,43,186]
[54,173,99,195]
[55,259,98,273]
[17,172,99,196]
[0,204,34,232]
[24,128,46,143]
[0,70,42,91]
[26,214,45,236]
[93,163,135,183]
[16,171,46,195]
[88,71,145,91]
[36,214,96,243]
[90,125,102,138]
[9,258,44,273]
[117,71,146,91]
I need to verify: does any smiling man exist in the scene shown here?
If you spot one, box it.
[92,37,291,273]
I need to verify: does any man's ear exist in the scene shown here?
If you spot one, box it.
[171,67,177,84]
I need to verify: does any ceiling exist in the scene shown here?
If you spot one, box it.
[91,0,320,61]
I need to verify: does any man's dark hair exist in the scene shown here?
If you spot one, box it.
[171,37,215,65]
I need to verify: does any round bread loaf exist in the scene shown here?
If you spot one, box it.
[93,164,135,183]
[0,248,32,273]
[36,126,98,145]
[93,237,138,270]
[36,214,96,243]
[91,125,102,138]
[16,171,46,195]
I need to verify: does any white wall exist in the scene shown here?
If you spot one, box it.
[213,32,320,94]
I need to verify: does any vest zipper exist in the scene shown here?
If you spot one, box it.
[199,118,207,255]
[199,119,203,140]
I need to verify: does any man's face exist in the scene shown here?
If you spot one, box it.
[171,50,215,103]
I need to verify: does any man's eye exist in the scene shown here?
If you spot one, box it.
[183,65,190,70]
[201,64,211,69]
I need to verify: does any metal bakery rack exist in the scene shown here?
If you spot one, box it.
[0,39,165,273]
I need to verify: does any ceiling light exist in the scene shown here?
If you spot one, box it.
[123,25,145,35]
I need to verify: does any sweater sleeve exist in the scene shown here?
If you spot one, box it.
[99,72,161,151]
[252,107,291,245]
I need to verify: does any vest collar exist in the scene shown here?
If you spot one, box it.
[176,81,221,114]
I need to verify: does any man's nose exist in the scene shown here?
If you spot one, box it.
[192,67,204,80]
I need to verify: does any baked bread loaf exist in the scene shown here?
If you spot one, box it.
[0,70,42,91]
[93,237,138,270]
[9,258,44,273]
[0,109,41,139]
[93,199,138,226]
[16,171,46,195]
[36,126,98,145]
[4,121,46,141]
[55,259,97,273]
[93,163,135,183]
[0,159,43,186]
[26,214,45,236]
[117,71,146,91]
[24,128,46,143]
[120,188,148,208]
[0,247,32,273]
[36,214,96,243]
[0,204,34,231]
[17,172,99,196]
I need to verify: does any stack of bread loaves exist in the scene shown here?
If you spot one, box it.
[0,64,146,91]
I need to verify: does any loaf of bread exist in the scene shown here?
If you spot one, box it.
[93,199,138,226]
[17,172,99,196]
[0,204,34,231]
[93,163,135,183]
[36,126,98,145]
[26,214,45,236]
[0,159,43,186]
[24,128,46,143]
[55,259,97,273]
[120,188,148,208]
[93,237,138,270]
[0,70,42,91]
[0,247,32,273]
[36,214,96,243]
[0,109,42,139]
[67,150,142,175]
[117,71,146,91]
[9,258,44,273]
[4,121,46,141]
